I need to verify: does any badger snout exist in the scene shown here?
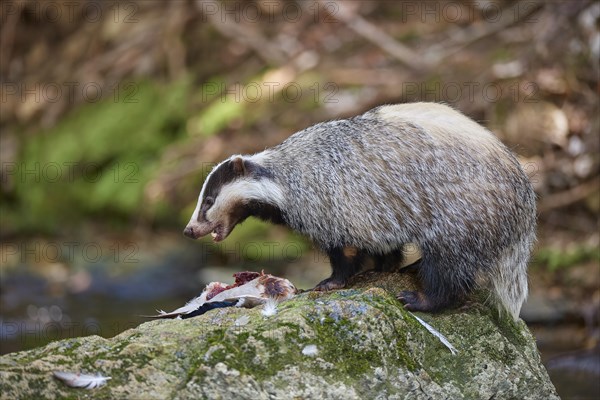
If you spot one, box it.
[184,222,225,241]
[183,225,198,239]
[183,223,211,239]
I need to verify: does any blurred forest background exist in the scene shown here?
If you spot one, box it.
[0,0,599,397]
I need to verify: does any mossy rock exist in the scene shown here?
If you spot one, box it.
[0,272,558,399]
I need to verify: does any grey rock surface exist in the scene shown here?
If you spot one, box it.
[0,272,559,399]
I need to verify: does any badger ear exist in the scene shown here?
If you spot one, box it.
[231,156,247,175]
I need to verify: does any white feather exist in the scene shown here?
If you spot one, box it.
[53,371,111,389]
[261,298,278,317]
[162,282,225,317]
[412,314,458,355]
[209,280,263,302]
[302,344,319,356]
[149,274,296,319]
[232,295,265,308]
[234,315,250,326]
[235,298,247,307]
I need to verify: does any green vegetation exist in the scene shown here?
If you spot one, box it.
[2,70,330,239]
[3,79,191,235]
[534,245,600,271]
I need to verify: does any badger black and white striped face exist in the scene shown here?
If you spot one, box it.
[183,156,284,242]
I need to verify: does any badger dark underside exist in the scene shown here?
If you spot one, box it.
[314,247,406,291]
[239,190,485,312]
[232,199,286,226]
[236,195,412,292]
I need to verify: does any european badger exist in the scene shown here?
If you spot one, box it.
[184,103,536,319]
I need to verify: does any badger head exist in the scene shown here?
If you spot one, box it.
[184,155,283,242]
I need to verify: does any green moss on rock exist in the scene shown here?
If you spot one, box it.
[0,272,559,399]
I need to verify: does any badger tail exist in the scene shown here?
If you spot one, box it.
[491,229,535,320]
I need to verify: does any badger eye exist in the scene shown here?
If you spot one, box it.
[201,197,214,219]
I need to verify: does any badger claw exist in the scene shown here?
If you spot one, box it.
[398,290,434,312]
[313,277,346,291]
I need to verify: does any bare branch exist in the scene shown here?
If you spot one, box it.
[538,178,600,213]
[196,0,287,66]
[321,0,426,71]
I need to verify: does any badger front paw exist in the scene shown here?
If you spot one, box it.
[397,290,434,312]
[313,277,346,291]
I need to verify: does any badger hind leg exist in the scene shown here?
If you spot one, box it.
[399,258,422,274]
[374,248,404,272]
[314,247,365,291]
[398,253,476,313]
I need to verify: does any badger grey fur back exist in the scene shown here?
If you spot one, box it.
[185,103,536,319]
[248,103,536,319]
